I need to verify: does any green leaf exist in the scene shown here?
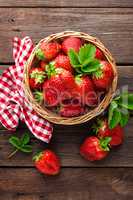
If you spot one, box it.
[81,59,101,73]
[109,108,121,129]
[119,111,129,127]
[68,49,80,67]
[9,136,21,150]
[0,70,3,75]
[79,44,96,64]
[108,101,118,125]
[118,93,133,110]
[20,145,32,153]
[21,132,30,146]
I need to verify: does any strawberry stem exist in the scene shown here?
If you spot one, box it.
[8,149,18,159]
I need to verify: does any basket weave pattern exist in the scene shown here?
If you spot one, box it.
[23,31,118,125]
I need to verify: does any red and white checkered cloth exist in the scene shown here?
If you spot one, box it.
[0,37,53,143]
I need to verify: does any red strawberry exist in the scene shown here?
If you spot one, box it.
[109,125,124,146]
[92,61,113,90]
[60,104,84,117]
[36,42,61,61]
[75,76,98,106]
[95,48,105,60]
[40,61,47,70]
[29,68,46,89]
[80,136,110,161]
[95,119,124,147]
[54,54,73,73]
[43,66,76,106]
[43,74,65,106]
[33,150,60,176]
[96,119,111,138]
[62,37,82,54]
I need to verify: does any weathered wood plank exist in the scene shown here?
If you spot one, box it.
[0,0,133,8]
[0,8,133,63]
[0,168,133,200]
[0,117,133,167]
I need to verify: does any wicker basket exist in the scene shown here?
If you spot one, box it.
[23,31,118,125]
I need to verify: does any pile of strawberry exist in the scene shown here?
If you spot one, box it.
[29,37,113,117]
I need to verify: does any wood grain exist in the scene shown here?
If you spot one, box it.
[0,0,133,8]
[0,8,133,63]
[0,117,133,167]
[0,168,133,200]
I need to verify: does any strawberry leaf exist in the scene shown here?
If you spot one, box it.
[79,44,96,64]
[108,100,118,125]
[68,49,80,67]
[21,132,30,146]
[119,111,129,127]
[117,93,133,110]
[20,145,32,153]
[81,59,101,73]
[9,136,21,149]
[109,108,121,129]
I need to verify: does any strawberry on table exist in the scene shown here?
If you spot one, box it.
[75,75,98,107]
[29,68,46,89]
[92,61,113,90]
[33,150,60,176]
[109,125,124,146]
[54,54,73,73]
[80,136,110,161]
[62,37,82,54]
[36,41,61,61]
[94,118,124,147]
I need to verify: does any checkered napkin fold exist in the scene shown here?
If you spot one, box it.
[0,37,53,143]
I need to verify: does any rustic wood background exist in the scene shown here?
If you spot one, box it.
[0,1,133,199]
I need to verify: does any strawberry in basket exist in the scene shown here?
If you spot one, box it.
[29,35,114,118]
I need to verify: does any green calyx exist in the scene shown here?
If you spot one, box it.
[33,91,43,104]
[100,137,111,151]
[68,43,101,75]
[36,48,45,60]
[30,69,46,84]
[45,62,57,79]
[93,68,103,79]
[33,152,43,162]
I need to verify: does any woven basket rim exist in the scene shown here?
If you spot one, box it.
[23,31,118,125]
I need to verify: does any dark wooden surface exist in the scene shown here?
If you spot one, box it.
[0,1,133,199]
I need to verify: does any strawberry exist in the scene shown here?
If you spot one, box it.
[95,119,111,138]
[95,48,105,60]
[92,61,113,90]
[62,37,82,54]
[36,42,61,61]
[54,54,73,73]
[80,136,110,161]
[95,119,124,147]
[29,68,46,89]
[60,104,84,117]
[109,125,124,146]
[33,150,60,176]
[43,64,76,106]
[75,76,98,106]
[40,61,47,70]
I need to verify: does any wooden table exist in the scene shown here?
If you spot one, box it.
[0,1,133,199]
